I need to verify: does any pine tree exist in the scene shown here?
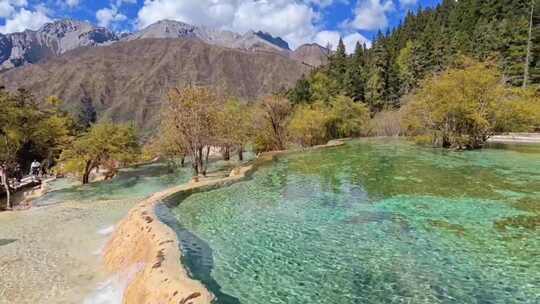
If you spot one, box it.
[523,0,535,87]
[288,0,539,112]
[288,74,313,104]
[329,38,348,88]
[366,33,389,111]
[343,42,367,102]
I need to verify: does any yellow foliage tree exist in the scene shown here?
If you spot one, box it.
[161,86,221,176]
[57,122,139,184]
[327,95,370,138]
[288,105,329,147]
[252,96,291,152]
[403,60,539,149]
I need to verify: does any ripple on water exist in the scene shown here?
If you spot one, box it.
[35,163,193,206]
[170,139,540,304]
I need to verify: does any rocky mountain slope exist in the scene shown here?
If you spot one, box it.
[0,38,310,131]
[290,43,330,67]
[0,19,326,71]
[124,20,291,54]
[0,19,117,71]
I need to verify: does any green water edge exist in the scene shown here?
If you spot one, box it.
[35,155,254,206]
[163,138,540,304]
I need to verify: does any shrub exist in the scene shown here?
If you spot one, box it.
[288,105,329,147]
[327,95,370,138]
[403,59,539,149]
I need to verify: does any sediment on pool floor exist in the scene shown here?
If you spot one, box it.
[101,140,346,304]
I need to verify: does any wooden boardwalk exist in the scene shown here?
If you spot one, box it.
[0,175,41,195]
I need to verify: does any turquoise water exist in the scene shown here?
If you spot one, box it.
[35,155,254,206]
[170,139,540,304]
[35,162,192,206]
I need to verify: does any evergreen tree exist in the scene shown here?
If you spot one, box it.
[328,37,348,88]
[343,42,367,102]
[288,0,539,112]
[288,74,312,104]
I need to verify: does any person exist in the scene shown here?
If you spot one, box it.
[30,160,41,176]
[14,164,22,183]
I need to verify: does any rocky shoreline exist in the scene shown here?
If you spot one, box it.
[102,140,345,304]
[487,133,540,144]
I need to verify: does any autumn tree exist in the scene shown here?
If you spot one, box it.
[216,99,253,161]
[288,104,329,147]
[404,60,539,149]
[253,96,292,152]
[288,95,370,147]
[57,122,139,184]
[0,90,22,209]
[162,86,221,176]
[144,118,187,168]
[289,0,538,112]
[0,89,77,209]
[327,95,370,138]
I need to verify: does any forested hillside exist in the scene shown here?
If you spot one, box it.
[289,0,539,110]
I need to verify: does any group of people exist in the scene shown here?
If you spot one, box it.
[0,160,43,191]
[10,160,43,183]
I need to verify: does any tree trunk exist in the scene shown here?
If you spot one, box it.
[524,0,534,88]
[202,146,211,176]
[82,160,93,184]
[1,168,10,210]
[238,146,244,161]
[223,146,230,161]
[191,152,199,176]
[192,161,199,176]
[190,146,201,176]
[197,147,204,176]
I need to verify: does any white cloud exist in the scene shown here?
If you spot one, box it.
[314,30,371,54]
[135,0,376,50]
[114,0,136,7]
[399,0,418,6]
[232,0,317,48]
[347,0,394,31]
[0,0,27,18]
[0,7,51,33]
[65,0,80,8]
[136,0,323,49]
[314,30,340,49]
[305,0,347,8]
[96,6,127,28]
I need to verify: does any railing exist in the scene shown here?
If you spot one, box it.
[0,175,41,194]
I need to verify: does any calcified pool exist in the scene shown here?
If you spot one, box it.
[170,139,540,304]
[35,162,193,206]
[0,162,196,304]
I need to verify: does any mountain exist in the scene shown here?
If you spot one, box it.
[0,19,327,72]
[123,20,290,53]
[0,38,310,132]
[0,19,117,71]
[291,43,330,67]
[288,0,537,108]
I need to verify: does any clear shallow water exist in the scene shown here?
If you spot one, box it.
[35,163,193,206]
[171,139,540,304]
[34,155,254,206]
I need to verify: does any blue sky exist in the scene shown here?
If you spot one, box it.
[0,0,441,51]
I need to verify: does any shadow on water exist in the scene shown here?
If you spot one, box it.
[0,239,17,246]
[156,204,242,304]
